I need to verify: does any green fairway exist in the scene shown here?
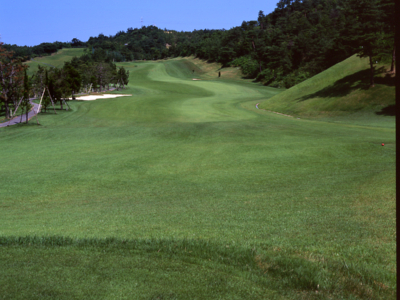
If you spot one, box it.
[0,57,395,299]
[24,48,85,75]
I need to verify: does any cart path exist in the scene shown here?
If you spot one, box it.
[0,99,40,128]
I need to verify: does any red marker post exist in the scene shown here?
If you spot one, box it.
[382,143,385,146]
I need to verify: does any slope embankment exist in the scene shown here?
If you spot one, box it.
[258,55,395,127]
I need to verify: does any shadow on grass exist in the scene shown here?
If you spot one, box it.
[376,104,396,116]
[296,67,395,102]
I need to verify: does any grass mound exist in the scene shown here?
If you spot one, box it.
[258,55,395,127]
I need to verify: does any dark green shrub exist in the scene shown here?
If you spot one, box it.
[231,56,259,78]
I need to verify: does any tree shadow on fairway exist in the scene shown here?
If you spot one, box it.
[376,104,396,116]
[296,67,394,102]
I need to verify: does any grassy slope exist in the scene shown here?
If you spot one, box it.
[24,48,85,76]
[258,55,395,128]
[0,57,396,299]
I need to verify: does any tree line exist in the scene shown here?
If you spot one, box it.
[168,0,395,88]
[77,0,395,88]
[3,41,73,62]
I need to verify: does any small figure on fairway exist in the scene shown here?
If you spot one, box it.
[218,71,221,77]
[193,70,194,73]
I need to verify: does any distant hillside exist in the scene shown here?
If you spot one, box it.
[258,55,395,127]
[3,41,72,61]
[24,48,85,75]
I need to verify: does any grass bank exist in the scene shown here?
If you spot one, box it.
[258,55,395,128]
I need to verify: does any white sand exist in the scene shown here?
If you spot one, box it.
[72,94,132,101]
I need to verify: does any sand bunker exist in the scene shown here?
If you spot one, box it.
[74,94,132,101]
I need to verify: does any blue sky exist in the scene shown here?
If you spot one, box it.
[0,0,277,46]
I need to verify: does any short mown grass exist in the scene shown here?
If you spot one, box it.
[0,57,395,299]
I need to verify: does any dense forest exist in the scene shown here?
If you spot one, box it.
[1,0,396,119]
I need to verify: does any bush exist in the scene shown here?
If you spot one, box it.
[231,56,259,78]
[258,67,311,89]
[281,69,311,88]
[256,69,275,83]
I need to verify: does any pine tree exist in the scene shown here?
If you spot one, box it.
[380,0,395,73]
[341,0,387,87]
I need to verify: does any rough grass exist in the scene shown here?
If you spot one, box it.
[0,57,396,299]
[258,55,395,128]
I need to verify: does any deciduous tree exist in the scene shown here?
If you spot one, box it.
[0,42,27,119]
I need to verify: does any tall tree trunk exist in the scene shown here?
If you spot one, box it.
[369,55,375,87]
[26,105,28,124]
[47,88,57,114]
[20,108,23,122]
[390,46,395,74]
[5,99,10,119]
[60,99,63,110]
